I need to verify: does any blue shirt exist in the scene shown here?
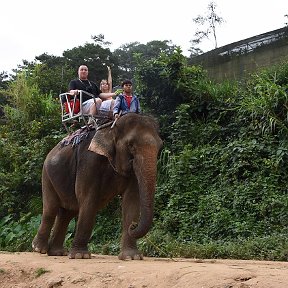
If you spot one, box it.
[113,94,141,116]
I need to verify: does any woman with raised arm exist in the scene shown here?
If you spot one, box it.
[69,65,117,116]
[98,66,116,115]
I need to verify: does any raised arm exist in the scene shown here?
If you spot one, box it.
[107,66,112,93]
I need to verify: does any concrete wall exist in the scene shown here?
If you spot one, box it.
[190,27,288,82]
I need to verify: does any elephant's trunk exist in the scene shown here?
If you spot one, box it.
[128,148,158,239]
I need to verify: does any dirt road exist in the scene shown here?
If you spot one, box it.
[0,251,287,287]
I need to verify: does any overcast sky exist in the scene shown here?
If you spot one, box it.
[1,0,287,74]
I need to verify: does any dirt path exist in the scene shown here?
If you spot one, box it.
[0,251,287,288]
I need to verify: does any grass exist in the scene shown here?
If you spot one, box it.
[35,267,50,278]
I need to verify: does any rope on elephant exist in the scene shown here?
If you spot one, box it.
[96,120,114,131]
[60,126,93,148]
[59,118,114,148]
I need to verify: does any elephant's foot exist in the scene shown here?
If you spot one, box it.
[118,248,143,260]
[47,247,68,256]
[32,236,49,254]
[68,249,91,259]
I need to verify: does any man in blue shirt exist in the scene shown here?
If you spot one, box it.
[113,79,141,119]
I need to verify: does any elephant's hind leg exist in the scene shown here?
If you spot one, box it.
[68,198,98,259]
[32,169,60,254]
[48,208,77,256]
[32,206,58,254]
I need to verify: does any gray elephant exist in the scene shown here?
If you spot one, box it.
[32,113,163,260]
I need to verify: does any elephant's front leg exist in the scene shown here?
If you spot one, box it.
[68,199,97,259]
[118,185,143,260]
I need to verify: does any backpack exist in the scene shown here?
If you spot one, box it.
[62,95,80,114]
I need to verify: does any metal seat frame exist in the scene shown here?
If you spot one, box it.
[59,90,96,132]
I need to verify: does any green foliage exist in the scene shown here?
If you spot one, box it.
[139,231,288,260]
[135,48,209,135]
[156,138,288,241]
[240,64,288,136]
[153,139,288,260]
[166,80,239,152]
[19,56,74,96]
[0,73,64,218]
[151,59,288,260]
[32,62,74,95]
[0,71,10,90]
[113,40,177,80]
[0,214,41,251]
[63,41,121,85]
[35,268,50,278]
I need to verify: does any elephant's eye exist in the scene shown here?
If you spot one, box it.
[128,143,135,154]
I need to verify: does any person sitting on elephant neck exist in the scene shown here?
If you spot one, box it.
[113,79,141,119]
[68,65,118,116]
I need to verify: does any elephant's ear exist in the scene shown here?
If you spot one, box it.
[88,129,115,165]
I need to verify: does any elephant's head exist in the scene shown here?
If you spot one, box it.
[88,113,163,239]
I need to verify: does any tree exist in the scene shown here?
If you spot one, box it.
[113,40,177,81]
[63,35,120,86]
[190,1,224,51]
[188,46,204,58]
[0,73,62,219]
[10,54,74,96]
[0,72,10,90]
[135,48,205,118]
[30,54,74,96]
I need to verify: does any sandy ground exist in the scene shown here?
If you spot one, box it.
[0,252,287,288]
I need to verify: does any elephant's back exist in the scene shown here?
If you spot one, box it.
[43,129,96,176]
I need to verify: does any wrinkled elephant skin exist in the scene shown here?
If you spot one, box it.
[32,114,162,260]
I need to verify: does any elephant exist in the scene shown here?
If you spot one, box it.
[32,113,163,260]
